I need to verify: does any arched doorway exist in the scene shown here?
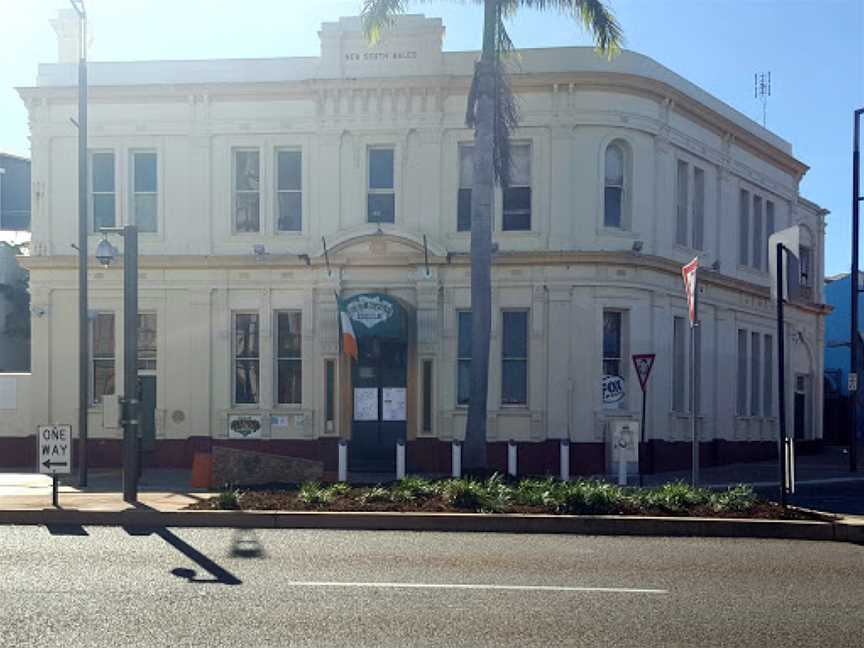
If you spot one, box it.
[344,293,412,474]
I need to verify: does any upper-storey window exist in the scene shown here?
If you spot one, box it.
[277,150,302,232]
[675,160,688,245]
[368,148,395,224]
[675,160,705,249]
[90,152,115,232]
[233,149,260,233]
[502,143,531,231]
[752,196,763,270]
[740,187,776,272]
[131,151,157,233]
[457,145,473,232]
[739,189,750,266]
[604,143,625,228]
[692,167,705,250]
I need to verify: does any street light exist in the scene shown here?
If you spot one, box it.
[850,107,864,473]
[98,225,139,503]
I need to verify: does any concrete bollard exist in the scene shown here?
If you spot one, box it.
[396,439,405,480]
[507,440,517,478]
[451,440,461,478]
[559,439,570,482]
[338,440,348,482]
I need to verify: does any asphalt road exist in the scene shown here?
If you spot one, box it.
[0,527,861,648]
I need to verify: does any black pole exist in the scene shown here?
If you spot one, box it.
[850,108,862,473]
[75,2,89,488]
[122,226,139,503]
[776,242,787,507]
[639,385,646,487]
[52,474,59,508]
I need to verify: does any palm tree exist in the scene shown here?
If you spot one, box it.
[362,0,622,473]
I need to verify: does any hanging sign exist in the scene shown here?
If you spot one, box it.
[682,257,699,325]
[632,354,656,392]
[601,375,626,407]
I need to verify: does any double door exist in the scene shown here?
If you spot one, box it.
[350,338,407,473]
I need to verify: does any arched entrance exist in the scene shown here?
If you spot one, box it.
[345,293,412,473]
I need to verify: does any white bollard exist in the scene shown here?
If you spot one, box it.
[451,441,462,478]
[338,440,348,482]
[617,458,627,486]
[396,440,406,480]
[508,441,518,478]
[559,439,570,482]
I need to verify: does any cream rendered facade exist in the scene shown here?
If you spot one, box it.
[10,15,827,475]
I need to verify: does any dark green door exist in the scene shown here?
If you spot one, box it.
[138,376,157,452]
[350,338,407,473]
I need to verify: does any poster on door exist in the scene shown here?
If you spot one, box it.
[354,388,378,421]
[382,388,407,421]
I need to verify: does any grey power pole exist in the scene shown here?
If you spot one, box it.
[71,0,89,487]
[851,108,862,473]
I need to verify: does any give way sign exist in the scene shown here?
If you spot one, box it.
[38,425,72,475]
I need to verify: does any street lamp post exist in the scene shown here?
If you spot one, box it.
[96,226,139,502]
[70,0,89,487]
[851,108,863,473]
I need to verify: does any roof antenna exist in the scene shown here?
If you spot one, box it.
[754,71,771,128]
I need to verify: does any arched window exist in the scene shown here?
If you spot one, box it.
[604,143,625,228]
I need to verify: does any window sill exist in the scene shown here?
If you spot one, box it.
[736,265,769,277]
[598,226,634,238]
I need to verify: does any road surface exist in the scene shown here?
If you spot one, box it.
[1,526,861,647]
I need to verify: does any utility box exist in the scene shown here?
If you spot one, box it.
[103,394,120,429]
[610,419,639,464]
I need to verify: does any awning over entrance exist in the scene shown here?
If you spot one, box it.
[343,293,407,340]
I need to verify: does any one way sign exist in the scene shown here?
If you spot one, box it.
[38,425,72,475]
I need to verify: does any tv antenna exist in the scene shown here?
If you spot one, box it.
[754,72,771,128]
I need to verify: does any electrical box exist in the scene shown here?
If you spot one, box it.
[102,394,120,429]
[610,420,639,463]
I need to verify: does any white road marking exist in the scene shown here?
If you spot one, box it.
[283,580,668,595]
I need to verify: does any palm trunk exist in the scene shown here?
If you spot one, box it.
[463,0,497,473]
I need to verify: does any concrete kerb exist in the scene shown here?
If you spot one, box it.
[0,508,859,543]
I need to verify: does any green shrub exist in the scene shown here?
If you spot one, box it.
[709,485,757,514]
[554,480,627,515]
[637,482,711,513]
[512,478,558,507]
[440,474,512,513]
[326,482,352,498]
[298,482,334,507]
[360,486,392,504]
[214,487,243,510]
[395,476,437,499]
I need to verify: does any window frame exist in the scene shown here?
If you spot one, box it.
[501,309,529,406]
[130,150,158,233]
[232,148,261,234]
[675,159,689,246]
[736,328,748,416]
[91,311,115,405]
[232,311,261,406]
[274,310,302,406]
[501,142,532,232]
[89,151,116,233]
[456,310,472,407]
[457,143,473,232]
[603,142,626,229]
[275,148,303,233]
[367,146,396,224]
[137,311,157,373]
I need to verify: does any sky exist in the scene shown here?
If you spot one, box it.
[0,0,862,274]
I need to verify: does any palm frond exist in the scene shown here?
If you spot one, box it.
[360,0,409,44]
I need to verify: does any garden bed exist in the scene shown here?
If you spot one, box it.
[188,476,826,520]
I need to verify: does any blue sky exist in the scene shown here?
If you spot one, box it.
[1,0,861,274]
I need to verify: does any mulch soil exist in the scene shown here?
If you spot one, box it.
[187,490,828,520]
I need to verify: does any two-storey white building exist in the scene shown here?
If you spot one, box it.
[8,13,827,478]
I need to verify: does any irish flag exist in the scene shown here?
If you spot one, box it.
[337,295,358,360]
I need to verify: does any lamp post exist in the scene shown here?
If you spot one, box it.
[850,108,863,473]
[70,0,89,487]
[96,226,139,502]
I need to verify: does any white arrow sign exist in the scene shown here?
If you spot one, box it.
[38,425,72,475]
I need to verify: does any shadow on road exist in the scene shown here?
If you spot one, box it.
[122,526,242,585]
[45,523,89,536]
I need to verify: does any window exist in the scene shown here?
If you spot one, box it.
[275,311,302,405]
[604,144,624,228]
[799,245,812,288]
[739,190,750,266]
[765,200,775,271]
[457,145,473,232]
[502,311,528,405]
[233,313,259,405]
[602,310,623,378]
[138,312,157,372]
[764,334,773,416]
[368,148,395,223]
[676,160,688,246]
[91,152,115,231]
[277,150,302,232]
[692,167,705,250]
[422,359,433,433]
[503,143,531,231]
[131,152,157,232]
[92,312,115,403]
[457,311,472,406]
[234,150,260,233]
[672,316,686,412]
[752,196,763,270]
[750,332,761,416]
[737,328,748,415]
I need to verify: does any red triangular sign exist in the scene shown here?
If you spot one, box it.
[632,354,656,392]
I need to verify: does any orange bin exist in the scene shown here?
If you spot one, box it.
[190,452,213,489]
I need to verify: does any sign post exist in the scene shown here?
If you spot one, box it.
[632,353,656,486]
[38,424,72,508]
[682,257,700,486]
